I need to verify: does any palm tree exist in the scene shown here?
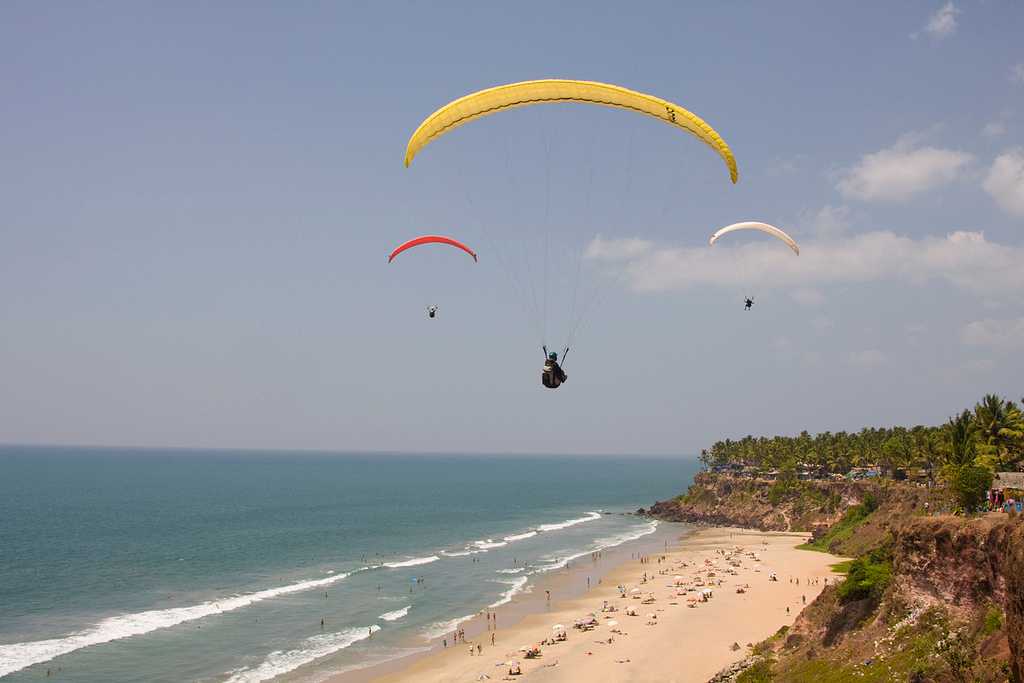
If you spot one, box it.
[973,394,1022,470]
[945,410,977,468]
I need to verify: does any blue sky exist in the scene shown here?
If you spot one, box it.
[1,1,1022,454]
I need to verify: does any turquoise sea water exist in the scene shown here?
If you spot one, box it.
[0,447,698,681]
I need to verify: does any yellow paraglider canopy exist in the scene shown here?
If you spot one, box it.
[404,79,738,183]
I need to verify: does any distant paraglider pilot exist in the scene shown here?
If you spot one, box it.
[427,305,438,319]
[542,349,567,389]
[744,297,754,311]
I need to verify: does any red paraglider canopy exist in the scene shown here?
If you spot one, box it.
[388,235,478,263]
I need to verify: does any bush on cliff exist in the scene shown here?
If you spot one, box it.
[801,493,879,552]
[948,464,993,514]
[837,547,892,603]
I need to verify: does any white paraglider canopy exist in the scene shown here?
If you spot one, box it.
[708,221,800,255]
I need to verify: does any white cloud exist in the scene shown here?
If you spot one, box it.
[982,121,1007,138]
[800,205,851,238]
[837,136,972,201]
[584,230,1024,294]
[1012,64,1024,85]
[846,349,887,368]
[913,2,960,39]
[961,318,1024,350]
[983,148,1024,216]
[583,235,652,261]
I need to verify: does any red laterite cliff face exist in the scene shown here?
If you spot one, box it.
[650,473,1024,681]
[1004,522,1024,683]
[646,473,945,556]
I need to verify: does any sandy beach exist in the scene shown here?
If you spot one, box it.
[360,528,842,683]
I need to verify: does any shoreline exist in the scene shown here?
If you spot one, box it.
[328,526,842,683]
[322,520,681,683]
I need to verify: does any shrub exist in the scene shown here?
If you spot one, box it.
[736,660,773,683]
[837,548,892,603]
[949,464,993,513]
[981,604,1003,636]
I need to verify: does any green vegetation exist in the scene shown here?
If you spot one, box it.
[836,547,892,603]
[700,394,1022,474]
[800,493,878,552]
[699,393,1024,516]
[829,560,853,574]
[736,659,774,683]
[936,629,979,683]
[776,607,952,683]
[981,604,1003,636]
[949,463,993,513]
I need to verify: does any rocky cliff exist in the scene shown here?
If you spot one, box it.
[647,473,943,554]
[663,473,1024,681]
[760,514,1024,682]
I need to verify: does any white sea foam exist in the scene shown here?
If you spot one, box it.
[383,555,439,568]
[488,577,529,608]
[440,549,476,557]
[473,539,508,550]
[378,606,411,622]
[592,520,659,551]
[421,615,475,641]
[533,521,659,574]
[495,567,526,574]
[502,531,538,542]
[224,626,380,683]
[537,511,601,532]
[0,568,367,678]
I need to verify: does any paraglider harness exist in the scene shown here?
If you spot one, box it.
[541,345,569,389]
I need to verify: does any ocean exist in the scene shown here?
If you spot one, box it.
[0,446,698,682]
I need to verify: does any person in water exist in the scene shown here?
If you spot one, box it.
[542,351,567,389]
[427,305,438,319]
[744,297,754,311]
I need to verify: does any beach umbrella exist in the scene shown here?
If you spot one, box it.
[630,588,641,593]
[552,624,565,631]
[606,620,618,627]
